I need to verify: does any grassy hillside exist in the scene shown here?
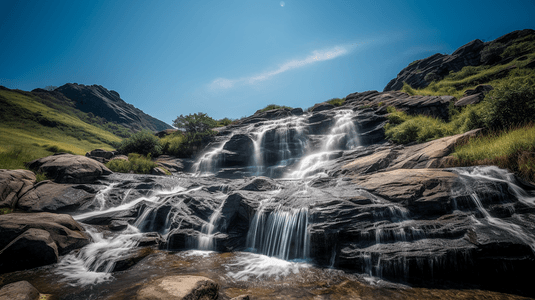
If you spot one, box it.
[0,88,123,169]
[385,32,535,181]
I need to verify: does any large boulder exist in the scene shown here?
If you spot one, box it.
[17,181,94,212]
[0,169,36,209]
[0,281,40,300]
[0,212,89,258]
[26,153,112,184]
[0,228,59,273]
[85,149,115,163]
[136,275,219,300]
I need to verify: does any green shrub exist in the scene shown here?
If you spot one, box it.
[401,82,416,95]
[118,130,162,156]
[0,208,12,215]
[502,40,535,58]
[35,172,48,183]
[484,75,535,130]
[258,104,293,112]
[326,98,345,107]
[216,117,233,127]
[161,133,187,156]
[105,153,158,174]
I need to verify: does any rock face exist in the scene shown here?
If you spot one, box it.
[0,281,40,300]
[17,181,95,212]
[55,83,172,131]
[0,212,89,273]
[384,29,535,91]
[136,276,219,300]
[26,153,112,184]
[0,169,36,209]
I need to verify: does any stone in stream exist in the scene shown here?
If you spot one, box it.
[136,275,219,300]
[0,281,41,300]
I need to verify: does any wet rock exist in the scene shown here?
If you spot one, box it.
[109,220,129,231]
[0,169,36,209]
[290,108,303,115]
[156,155,186,172]
[17,181,94,212]
[0,281,40,300]
[138,232,165,247]
[0,228,59,273]
[136,275,219,300]
[112,247,155,272]
[26,153,112,184]
[221,134,254,166]
[0,212,89,256]
[240,177,280,191]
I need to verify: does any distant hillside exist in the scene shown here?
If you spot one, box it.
[0,86,123,169]
[384,29,535,92]
[54,83,172,132]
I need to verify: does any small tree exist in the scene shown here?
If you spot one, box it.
[172,112,217,135]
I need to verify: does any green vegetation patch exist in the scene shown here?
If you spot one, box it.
[118,130,163,156]
[258,104,293,112]
[452,124,535,182]
[326,98,345,107]
[106,153,158,174]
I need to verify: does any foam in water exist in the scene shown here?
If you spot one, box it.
[225,252,310,281]
[56,225,143,285]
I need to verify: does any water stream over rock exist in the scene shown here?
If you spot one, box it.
[3,106,535,299]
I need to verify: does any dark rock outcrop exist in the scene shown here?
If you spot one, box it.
[384,29,535,91]
[85,149,116,164]
[0,212,89,273]
[17,181,95,212]
[55,83,172,131]
[26,153,112,184]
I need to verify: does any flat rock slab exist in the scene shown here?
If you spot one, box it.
[26,153,111,184]
[0,280,40,300]
[137,275,219,300]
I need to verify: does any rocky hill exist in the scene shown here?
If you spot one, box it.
[53,83,172,132]
[384,29,535,91]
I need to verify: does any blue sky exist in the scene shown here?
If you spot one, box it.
[1,0,534,124]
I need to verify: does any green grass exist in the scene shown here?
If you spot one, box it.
[326,98,345,106]
[0,89,122,169]
[258,104,293,112]
[105,153,159,174]
[0,208,12,214]
[452,124,535,181]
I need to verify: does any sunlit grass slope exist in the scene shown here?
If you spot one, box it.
[0,88,122,169]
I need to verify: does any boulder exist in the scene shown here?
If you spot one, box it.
[0,169,36,209]
[136,275,219,300]
[455,93,483,106]
[341,129,481,174]
[0,228,59,273]
[0,281,40,300]
[17,181,94,212]
[240,177,280,191]
[26,153,112,184]
[156,155,185,172]
[112,247,155,272]
[0,212,89,256]
[85,149,115,163]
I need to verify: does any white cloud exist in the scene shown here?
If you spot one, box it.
[209,45,351,90]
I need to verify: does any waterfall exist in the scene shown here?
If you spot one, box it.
[286,109,360,179]
[246,206,310,260]
[197,197,227,250]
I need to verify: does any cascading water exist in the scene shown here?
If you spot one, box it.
[191,109,360,178]
[286,109,360,179]
[246,206,310,260]
[198,196,227,250]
